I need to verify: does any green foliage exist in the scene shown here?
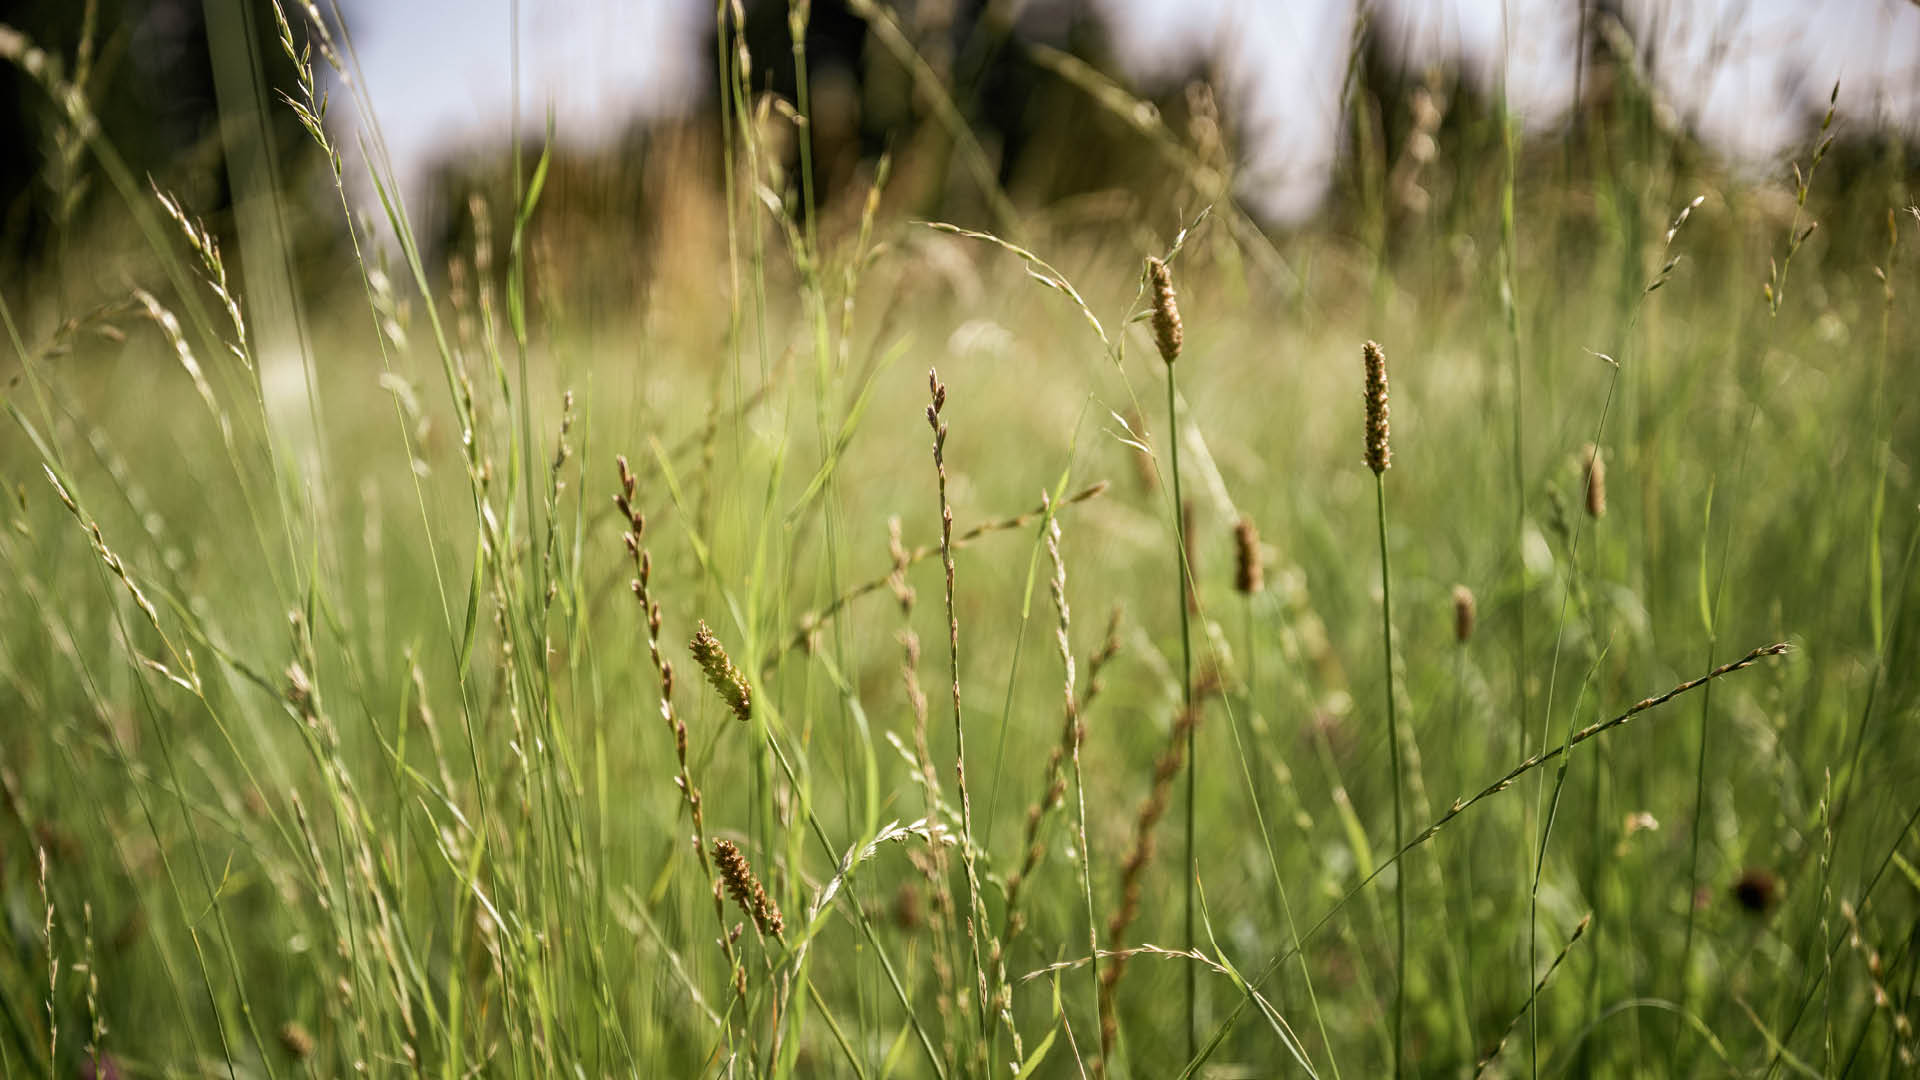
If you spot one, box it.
[2,6,1918,1079]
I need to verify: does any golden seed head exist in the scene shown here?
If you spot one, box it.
[1452,584,1476,643]
[1583,443,1607,518]
[1233,516,1263,595]
[1362,340,1391,474]
[689,621,752,723]
[278,1021,315,1060]
[1146,256,1182,365]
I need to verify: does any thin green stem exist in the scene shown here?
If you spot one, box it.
[1528,362,1621,1079]
[1166,365,1197,1062]
[1375,475,1405,1080]
[1231,595,1338,1078]
[1452,641,1478,1058]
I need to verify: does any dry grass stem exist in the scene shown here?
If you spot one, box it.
[1080,607,1125,714]
[889,518,958,1065]
[926,368,993,1050]
[615,455,744,995]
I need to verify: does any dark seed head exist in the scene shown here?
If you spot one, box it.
[1731,867,1781,915]
[1233,516,1263,595]
[1452,584,1476,643]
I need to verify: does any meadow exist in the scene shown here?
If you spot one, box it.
[2,5,1918,1077]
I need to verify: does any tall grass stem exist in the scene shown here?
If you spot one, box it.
[1166,363,1198,1062]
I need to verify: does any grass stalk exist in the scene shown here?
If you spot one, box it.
[1043,496,1105,1055]
[1449,591,1480,1058]
[1183,641,1791,1078]
[9,18,1919,1075]
[1683,97,1837,1019]
[925,368,991,1065]
[1475,913,1593,1079]
[1375,472,1405,1079]
[1145,254,1200,1062]
[1526,358,1621,1079]
[1362,339,1404,1077]
[1167,363,1199,1061]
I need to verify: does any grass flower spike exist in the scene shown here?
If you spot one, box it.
[1234,515,1264,595]
[1147,255,1183,365]
[714,838,784,937]
[1364,340,1391,474]
[690,621,752,722]
[1453,584,1477,643]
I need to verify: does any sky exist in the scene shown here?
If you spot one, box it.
[328,0,1920,224]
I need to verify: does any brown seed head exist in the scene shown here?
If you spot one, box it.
[1452,584,1476,643]
[713,838,784,937]
[277,1021,315,1060]
[1146,257,1182,365]
[1363,341,1391,474]
[1583,443,1606,518]
[894,881,924,931]
[1731,867,1781,915]
[1233,516,1263,594]
[690,621,752,722]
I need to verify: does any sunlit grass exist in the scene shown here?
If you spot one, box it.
[2,5,1918,1079]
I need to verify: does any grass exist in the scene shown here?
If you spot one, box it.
[1361,339,1404,1080]
[3,3,1920,1077]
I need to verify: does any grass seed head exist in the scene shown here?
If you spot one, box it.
[714,838,784,937]
[1233,516,1263,594]
[1363,340,1391,474]
[1453,584,1476,643]
[1731,867,1781,915]
[690,621,752,722]
[1146,256,1182,365]
[278,1021,315,1060]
